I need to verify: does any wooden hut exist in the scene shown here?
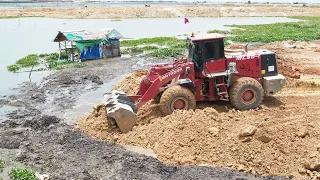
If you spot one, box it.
[53,28,123,61]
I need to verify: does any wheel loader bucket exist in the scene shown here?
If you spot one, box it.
[103,90,138,133]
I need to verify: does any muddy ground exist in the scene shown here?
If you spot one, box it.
[0,55,289,179]
[76,41,320,180]
[1,5,320,19]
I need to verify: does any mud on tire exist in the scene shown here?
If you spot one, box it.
[159,85,196,115]
[229,77,264,110]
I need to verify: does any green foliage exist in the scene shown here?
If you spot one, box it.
[47,59,87,70]
[0,159,5,173]
[7,65,20,73]
[139,46,159,51]
[120,37,184,46]
[207,29,232,34]
[7,51,83,72]
[16,54,39,67]
[120,49,130,54]
[208,16,320,43]
[9,168,36,180]
[38,53,49,58]
[169,43,186,49]
[146,48,185,58]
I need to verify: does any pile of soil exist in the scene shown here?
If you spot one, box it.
[77,42,320,180]
[113,70,149,95]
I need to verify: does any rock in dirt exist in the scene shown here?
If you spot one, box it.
[124,145,157,158]
[208,127,219,136]
[256,135,272,143]
[296,129,309,138]
[304,160,320,171]
[239,125,257,137]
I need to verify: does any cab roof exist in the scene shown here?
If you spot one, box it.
[187,33,226,42]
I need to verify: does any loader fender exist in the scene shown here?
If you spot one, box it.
[178,78,196,93]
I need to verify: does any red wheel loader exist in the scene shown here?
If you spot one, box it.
[104,33,286,133]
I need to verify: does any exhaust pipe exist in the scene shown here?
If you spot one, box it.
[244,43,249,52]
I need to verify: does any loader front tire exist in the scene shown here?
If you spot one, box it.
[159,85,196,116]
[229,77,264,110]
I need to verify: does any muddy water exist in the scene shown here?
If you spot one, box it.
[62,74,127,124]
[0,17,300,96]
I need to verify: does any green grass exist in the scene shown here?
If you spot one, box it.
[208,16,320,43]
[9,168,36,180]
[111,19,122,22]
[120,37,185,47]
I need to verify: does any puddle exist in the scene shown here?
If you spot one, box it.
[63,74,128,125]
[0,105,19,123]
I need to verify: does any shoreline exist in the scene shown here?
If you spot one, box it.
[1,5,320,19]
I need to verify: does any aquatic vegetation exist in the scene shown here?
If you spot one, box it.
[120,37,185,46]
[7,65,20,73]
[207,29,233,34]
[7,52,86,72]
[208,16,320,43]
[16,54,39,67]
[146,48,186,58]
[120,37,187,57]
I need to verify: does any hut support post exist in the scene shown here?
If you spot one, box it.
[58,42,61,61]
[71,41,74,61]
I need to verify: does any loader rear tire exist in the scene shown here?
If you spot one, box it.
[159,85,196,116]
[229,77,264,110]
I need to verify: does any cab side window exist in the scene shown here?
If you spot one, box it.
[204,41,215,60]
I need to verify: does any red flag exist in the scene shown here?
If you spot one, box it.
[184,18,189,24]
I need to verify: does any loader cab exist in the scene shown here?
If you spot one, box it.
[187,33,226,73]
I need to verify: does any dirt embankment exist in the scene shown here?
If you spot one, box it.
[1,5,320,19]
[0,58,287,179]
[76,41,320,180]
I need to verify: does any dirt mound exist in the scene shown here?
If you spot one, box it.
[113,70,148,95]
[76,41,320,180]
[78,96,320,180]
